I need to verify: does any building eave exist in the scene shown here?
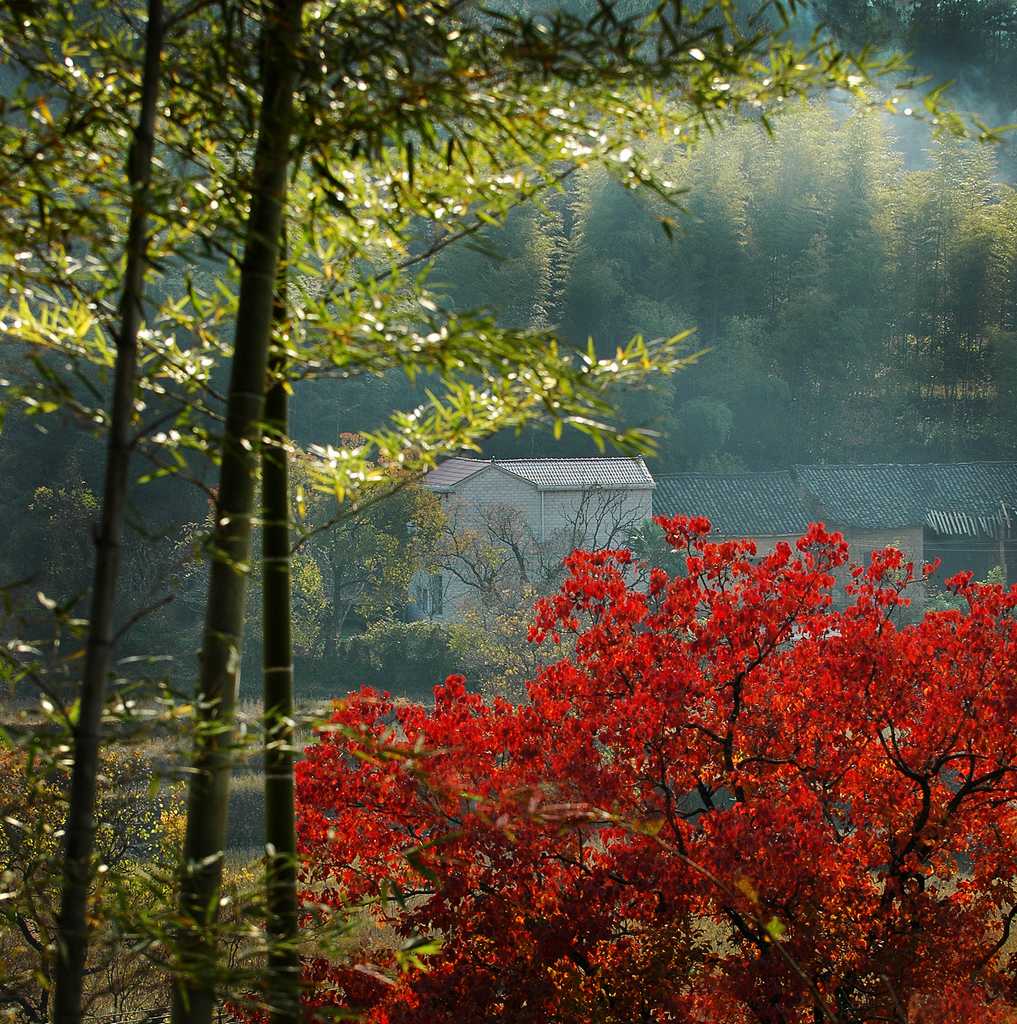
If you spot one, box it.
[532,482,657,493]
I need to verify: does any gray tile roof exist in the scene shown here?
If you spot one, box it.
[497,457,654,491]
[423,456,655,492]
[794,463,929,529]
[427,458,1017,538]
[421,457,489,490]
[654,472,812,537]
[795,462,1017,535]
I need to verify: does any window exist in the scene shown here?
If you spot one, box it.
[414,581,429,614]
[429,573,444,616]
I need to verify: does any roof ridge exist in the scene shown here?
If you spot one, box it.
[495,455,647,463]
[657,470,795,479]
[796,461,1017,470]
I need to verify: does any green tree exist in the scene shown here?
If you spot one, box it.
[261,236,298,1024]
[227,12,925,1017]
[0,742,181,1023]
[295,456,441,656]
[52,5,167,1015]
[26,483,100,604]
[0,2,976,1022]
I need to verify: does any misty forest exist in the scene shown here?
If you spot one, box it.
[4,1,1017,1023]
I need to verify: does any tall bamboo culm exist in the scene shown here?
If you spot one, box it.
[262,230,300,1024]
[172,4,303,1023]
[53,3,164,1021]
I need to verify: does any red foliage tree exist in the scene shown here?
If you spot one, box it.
[296,517,1017,1023]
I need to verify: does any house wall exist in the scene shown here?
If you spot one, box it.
[450,465,542,534]
[410,467,537,624]
[842,527,924,569]
[841,526,926,611]
[427,468,541,623]
[541,487,654,547]
[710,534,798,555]
[709,526,927,610]
[925,532,1010,586]
[417,470,654,622]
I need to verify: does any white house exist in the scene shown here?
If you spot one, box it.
[411,457,1017,623]
[412,456,656,621]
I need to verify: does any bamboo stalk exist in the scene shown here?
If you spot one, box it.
[172,4,303,1022]
[53,3,164,1021]
[261,227,300,1024]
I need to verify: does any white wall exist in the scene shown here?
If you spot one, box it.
[417,468,655,622]
[542,487,653,548]
[451,465,542,533]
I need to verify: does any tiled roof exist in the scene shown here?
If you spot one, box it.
[423,456,655,492]
[794,464,928,529]
[497,457,654,491]
[795,462,1017,534]
[421,457,489,490]
[653,471,812,537]
[427,458,1017,538]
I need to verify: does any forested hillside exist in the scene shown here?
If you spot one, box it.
[5,4,1016,601]
[434,107,1017,469]
[4,95,1016,690]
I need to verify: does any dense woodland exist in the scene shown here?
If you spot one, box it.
[3,1,1017,1023]
[6,101,1017,696]
[436,112,1017,468]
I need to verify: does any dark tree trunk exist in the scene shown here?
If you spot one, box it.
[172,3,303,1022]
[327,558,345,657]
[322,541,349,659]
[53,3,164,1021]
[262,231,300,1024]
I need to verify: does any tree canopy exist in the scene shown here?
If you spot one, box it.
[298,517,1017,1023]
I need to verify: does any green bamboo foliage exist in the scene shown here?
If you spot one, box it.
[172,4,304,1023]
[53,4,165,1021]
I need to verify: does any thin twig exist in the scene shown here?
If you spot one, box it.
[113,593,176,643]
